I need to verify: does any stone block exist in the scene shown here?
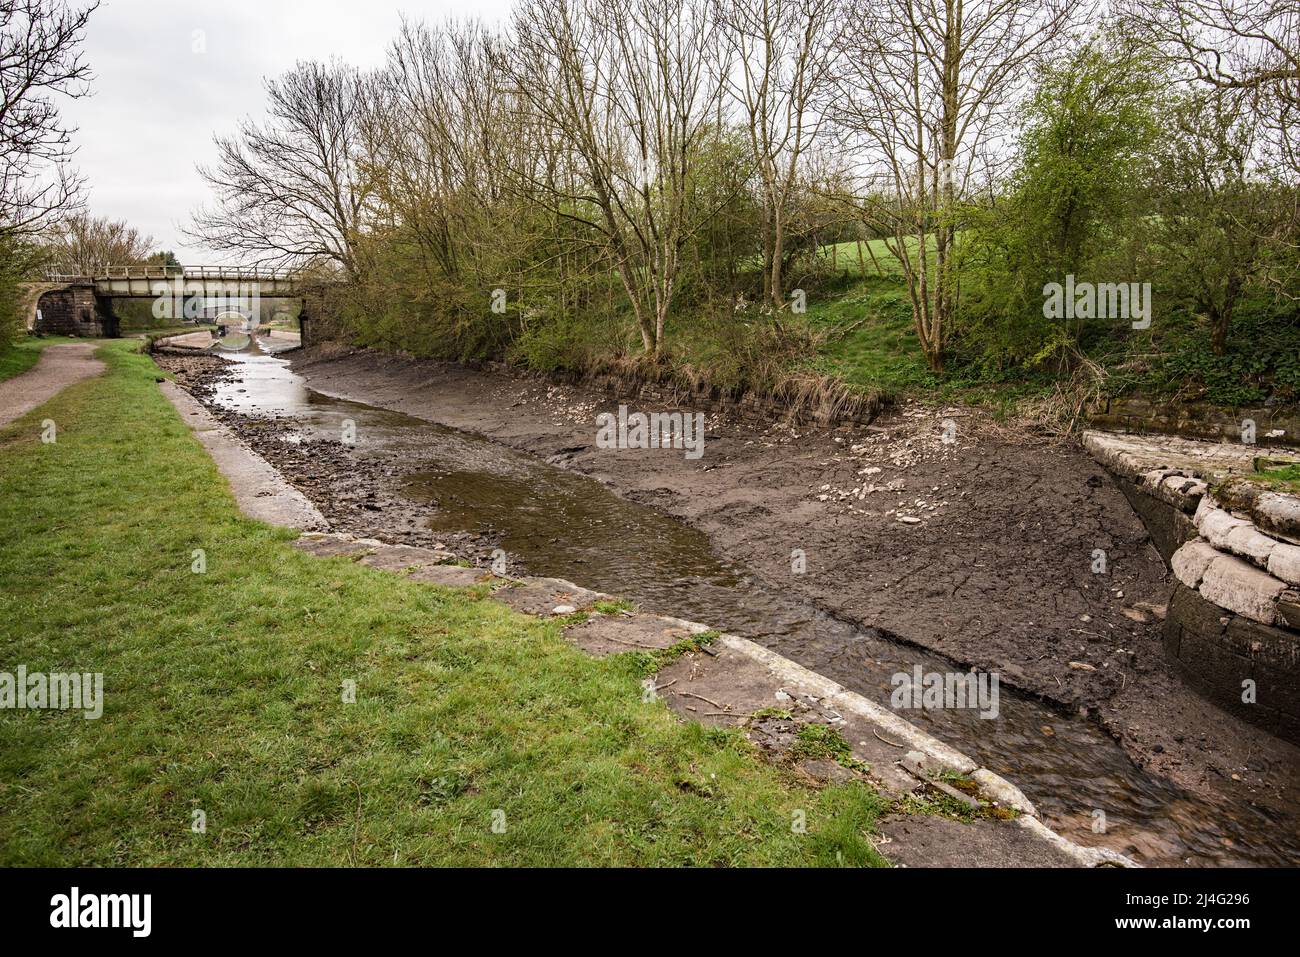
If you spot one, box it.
[1196,505,1251,549]
[1158,474,1207,512]
[294,534,377,558]
[406,564,492,587]
[1174,630,1254,708]
[494,577,601,616]
[1267,542,1300,587]
[1161,618,1182,658]
[1169,581,1229,639]
[1278,592,1300,633]
[1223,615,1300,669]
[563,613,692,657]
[1171,539,1218,589]
[1198,554,1286,625]
[1223,523,1279,567]
[1255,492,1300,545]
[359,544,456,571]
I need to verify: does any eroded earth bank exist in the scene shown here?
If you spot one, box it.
[155,343,1300,866]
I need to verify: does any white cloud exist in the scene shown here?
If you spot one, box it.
[59,0,515,263]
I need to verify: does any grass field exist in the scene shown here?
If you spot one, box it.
[816,237,910,278]
[0,339,889,866]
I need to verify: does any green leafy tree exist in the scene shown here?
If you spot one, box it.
[1152,91,1292,355]
[959,32,1163,368]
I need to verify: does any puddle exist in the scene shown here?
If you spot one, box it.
[209,347,1300,867]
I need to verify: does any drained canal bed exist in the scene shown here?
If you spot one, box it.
[182,345,1299,867]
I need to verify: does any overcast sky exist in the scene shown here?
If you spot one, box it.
[60,0,514,263]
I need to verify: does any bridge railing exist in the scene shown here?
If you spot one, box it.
[44,265,301,282]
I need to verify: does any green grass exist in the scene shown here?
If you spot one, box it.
[1243,461,1300,495]
[0,336,75,384]
[794,237,1060,405]
[815,236,949,280]
[796,276,1057,409]
[805,277,937,395]
[0,339,890,866]
[790,724,869,774]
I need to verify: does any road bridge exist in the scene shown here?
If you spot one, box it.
[32,266,311,339]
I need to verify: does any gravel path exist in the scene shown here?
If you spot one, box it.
[0,342,104,429]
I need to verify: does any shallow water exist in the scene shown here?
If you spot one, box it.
[210,347,1300,867]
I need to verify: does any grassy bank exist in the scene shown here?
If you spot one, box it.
[0,339,888,866]
[334,238,1298,428]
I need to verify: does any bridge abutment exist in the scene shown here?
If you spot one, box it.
[34,285,118,338]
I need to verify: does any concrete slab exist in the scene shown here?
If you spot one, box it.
[655,641,921,798]
[406,564,494,587]
[878,815,1077,868]
[359,543,456,571]
[294,533,378,558]
[494,577,602,615]
[563,612,694,656]
[160,380,327,531]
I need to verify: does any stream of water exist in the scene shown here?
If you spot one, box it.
[209,344,1300,867]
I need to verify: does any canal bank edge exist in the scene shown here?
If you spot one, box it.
[159,374,1135,868]
[159,379,327,531]
[1083,430,1300,744]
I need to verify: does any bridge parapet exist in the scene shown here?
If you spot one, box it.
[44,267,305,299]
[45,265,300,283]
[32,266,317,337]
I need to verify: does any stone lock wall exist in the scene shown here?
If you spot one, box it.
[1083,430,1300,744]
[1164,582,1300,742]
[1162,522,1300,742]
[1089,396,1300,446]
[1165,496,1300,742]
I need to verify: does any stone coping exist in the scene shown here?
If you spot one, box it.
[160,380,327,531]
[1083,430,1300,541]
[1170,495,1300,631]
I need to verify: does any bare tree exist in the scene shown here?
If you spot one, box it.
[506,0,725,355]
[367,19,532,283]
[833,0,1085,370]
[1121,0,1299,302]
[44,210,152,274]
[190,60,371,276]
[715,0,842,309]
[0,0,96,237]
[1122,1,1298,104]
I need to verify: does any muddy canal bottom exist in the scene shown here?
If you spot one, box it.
[208,349,1298,867]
